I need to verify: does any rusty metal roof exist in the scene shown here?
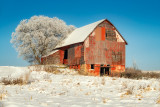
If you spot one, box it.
[42,50,59,58]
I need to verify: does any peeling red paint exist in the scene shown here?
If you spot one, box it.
[101,27,105,41]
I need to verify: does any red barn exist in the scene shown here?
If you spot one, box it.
[41,19,128,76]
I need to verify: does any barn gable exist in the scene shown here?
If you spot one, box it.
[55,19,127,49]
[84,21,126,65]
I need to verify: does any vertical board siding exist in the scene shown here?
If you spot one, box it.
[41,50,63,64]
[80,46,85,64]
[68,43,83,65]
[84,21,126,74]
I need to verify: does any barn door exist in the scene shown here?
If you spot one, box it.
[105,67,110,75]
[100,67,105,76]
[63,50,68,64]
[100,67,110,76]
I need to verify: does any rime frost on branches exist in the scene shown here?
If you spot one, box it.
[11,16,76,64]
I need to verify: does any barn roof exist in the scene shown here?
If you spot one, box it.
[42,50,59,58]
[55,19,127,49]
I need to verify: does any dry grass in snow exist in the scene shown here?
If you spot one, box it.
[0,66,160,107]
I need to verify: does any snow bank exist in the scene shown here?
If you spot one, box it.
[0,66,160,107]
[0,66,29,79]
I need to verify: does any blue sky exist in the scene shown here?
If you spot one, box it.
[0,0,160,70]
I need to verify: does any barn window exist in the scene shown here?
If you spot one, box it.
[105,32,108,38]
[91,64,94,69]
[101,64,104,66]
[106,29,117,41]
[112,51,122,62]
[64,50,68,59]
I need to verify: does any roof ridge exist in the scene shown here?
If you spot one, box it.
[55,19,105,49]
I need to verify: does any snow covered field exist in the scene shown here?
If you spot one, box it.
[0,66,160,107]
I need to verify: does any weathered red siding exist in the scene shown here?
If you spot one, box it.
[41,50,64,65]
[68,43,84,65]
[83,21,126,75]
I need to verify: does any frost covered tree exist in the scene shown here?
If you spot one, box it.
[11,16,75,64]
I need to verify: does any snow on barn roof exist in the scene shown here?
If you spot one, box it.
[42,50,59,58]
[55,19,105,49]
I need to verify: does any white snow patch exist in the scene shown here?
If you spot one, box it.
[0,66,160,107]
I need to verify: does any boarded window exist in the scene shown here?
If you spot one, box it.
[112,51,122,62]
[106,29,117,41]
[75,45,81,58]
[95,27,101,41]
[106,32,108,38]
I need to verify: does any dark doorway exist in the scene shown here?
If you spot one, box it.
[64,50,68,59]
[100,67,110,76]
